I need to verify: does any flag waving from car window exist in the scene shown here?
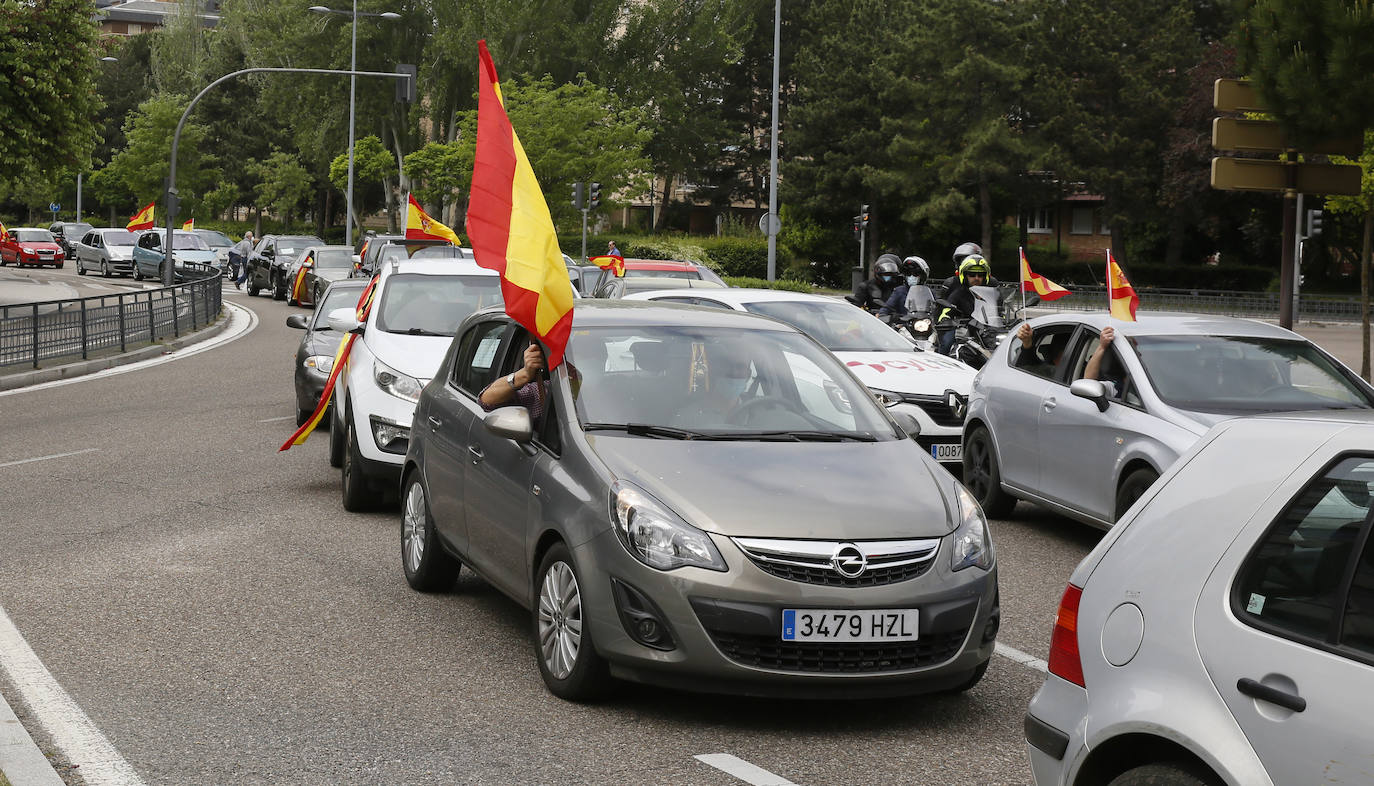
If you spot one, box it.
[589,251,625,277]
[1019,247,1069,301]
[405,193,461,245]
[1107,250,1139,322]
[127,201,155,231]
[181,218,194,231]
[465,40,575,369]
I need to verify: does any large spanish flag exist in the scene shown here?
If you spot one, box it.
[466,40,575,369]
[181,218,195,231]
[127,201,155,231]
[1019,248,1070,301]
[1107,250,1139,322]
[405,193,461,245]
[279,276,380,450]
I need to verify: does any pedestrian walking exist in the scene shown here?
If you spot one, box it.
[231,231,254,289]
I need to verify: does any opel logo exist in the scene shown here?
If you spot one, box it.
[830,543,868,578]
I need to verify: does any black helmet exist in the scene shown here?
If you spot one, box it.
[901,255,929,283]
[952,242,983,267]
[874,254,901,279]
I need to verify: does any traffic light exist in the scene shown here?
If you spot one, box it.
[571,181,584,210]
[395,64,417,103]
[589,182,601,210]
[860,204,870,228]
[1307,208,1324,238]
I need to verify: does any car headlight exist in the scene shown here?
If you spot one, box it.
[612,481,727,572]
[373,359,423,402]
[304,355,334,375]
[869,387,904,407]
[950,484,993,571]
[912,318,932,332]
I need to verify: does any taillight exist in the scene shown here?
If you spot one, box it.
[1047,583,1085,687]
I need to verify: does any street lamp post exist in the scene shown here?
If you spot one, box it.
[765,0,781,281]
[309,4,399,249]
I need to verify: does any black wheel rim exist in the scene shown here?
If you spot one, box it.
[966,435,992,499]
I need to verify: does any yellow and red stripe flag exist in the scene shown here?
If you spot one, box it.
[127,201,155,231]
[1019,248,1070,301]
[1107,250,1139,322]
[0,220,8,240]
[589,252,625,277]
[279,276,380,450]
[405,193,461,245]
[181,218,194,231]
[465,40,575,369]
[291,254,311,302]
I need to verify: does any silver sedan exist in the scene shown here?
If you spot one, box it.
[963,313,1374,528]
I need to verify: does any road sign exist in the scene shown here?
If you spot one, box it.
[1212,118,1363,157]
[758,212,780,235]
[1210,157,1363,196]
[49,202,60,213]
[1214,78,1266,113]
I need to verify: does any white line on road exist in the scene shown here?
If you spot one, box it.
[257,415,295,423]
[0,604,145,786]
[0,448,99,469]
[695,754,799,786]
[995,642,1049,673]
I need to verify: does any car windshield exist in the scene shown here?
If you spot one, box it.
[102,230,138,246]
[64,224,92,238]
[411,246,472,260]
[743,300,914,352]
[14,230,54,243]
[195,230,232,248]
[1134,335,1374,413]
[568,325,897,438]
[315,285,367,327]
[172,233,208,250]
[313,249,353,269]
[278,237,323,257]
[374,273,502,336]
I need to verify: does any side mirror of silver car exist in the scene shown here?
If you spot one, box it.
[484,406,533,443]
[1070,378,1109,412]
[890,409,922,439]
[285,314,309,330]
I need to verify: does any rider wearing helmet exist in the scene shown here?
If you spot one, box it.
[850,253,904,314]
[936,254,996,355]
[901,255,930,285]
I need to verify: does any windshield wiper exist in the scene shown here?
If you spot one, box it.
[697,430,878,442]
[401,327,447,336]
[582,423,706,440]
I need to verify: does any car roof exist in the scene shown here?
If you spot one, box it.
[1029,312,1303,340]
[471,298,799,331]
[378,258,496,279]
[301,245,354,253]
[625,287,821,305]
[9,227,49,233]
[620,278,725,291]
[623,259,702,271]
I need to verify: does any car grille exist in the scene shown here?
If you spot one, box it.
[731,537,941,587]
[705,628,968,673]
[906,396,964,427]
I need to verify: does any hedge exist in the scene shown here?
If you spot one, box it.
[722,276,813,292]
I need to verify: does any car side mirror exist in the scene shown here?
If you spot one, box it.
[285,315,309,330]
[890,409,922,439]
[326,307,362,334]
[1070,378,1109,412]
[484,406,533,443]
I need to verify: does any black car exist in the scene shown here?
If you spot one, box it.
[245,234,324,299]
[354,234,452,277]
[285,278,368,425]
[48,221,93,259]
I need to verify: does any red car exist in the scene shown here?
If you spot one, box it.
[0,227,65,268]
[588,258,726,296]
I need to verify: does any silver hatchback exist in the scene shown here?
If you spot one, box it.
[401,301,999,700]
[963,313,1374,527]
[1026,412,1374,786]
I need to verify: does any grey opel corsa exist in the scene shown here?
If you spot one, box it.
[401,300,999,700]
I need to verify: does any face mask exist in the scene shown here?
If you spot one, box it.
[906,275,921,287]
[717,376,749,399]
[880,274,897,283]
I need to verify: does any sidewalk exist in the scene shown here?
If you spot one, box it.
[0,269,77,315]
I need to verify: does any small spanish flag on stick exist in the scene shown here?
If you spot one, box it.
[466,40,576,369]
[1107,249,1139,322]
[181,218,195,231]
[291,255,310,302]
[589,251,625,277]
[405,193,461,245]
[1019,247,1070,303]
[279,276,380,450]
[127,201,155,231]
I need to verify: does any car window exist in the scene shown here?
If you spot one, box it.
[311,285,367,330]
[503,330,560,453]
[103,230,137,246]
[743,300,913,352]
[1010,324,1077,380]
[172,233,208,250]
[14,230,55,243]
[1235,455,1374,661]
[1069,331,1140,406]
[453,321,509,395]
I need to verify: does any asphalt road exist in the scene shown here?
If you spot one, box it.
[0,284,1119,786]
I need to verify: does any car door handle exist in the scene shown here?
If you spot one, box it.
[1237,678,1306,713]
[468,444,484,464]
[1043,397,1057,412]
[427,416,442,430]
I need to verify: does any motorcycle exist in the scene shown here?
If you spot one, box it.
[897,284,939,351]
[935,285,1023,369]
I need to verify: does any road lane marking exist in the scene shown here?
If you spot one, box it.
[257,415,295,423]
[695,754,799,786]
[995,642,1049,673]
[0,448,99,469]
[0,604,145,786]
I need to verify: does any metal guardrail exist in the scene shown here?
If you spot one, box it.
[1003,283,1373,323]
[0,263,224,369]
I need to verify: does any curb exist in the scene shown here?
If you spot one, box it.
[0,689,63,786]
[0,309,231,392]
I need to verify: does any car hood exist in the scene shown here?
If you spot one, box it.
[107,247,135,259]
[586,436,955,539]
[172,250,217,263]
[314,269,352,283]
[838,351,978,395]
[304,329,347,357]
[19,242,62,253]
[362,329,451,380]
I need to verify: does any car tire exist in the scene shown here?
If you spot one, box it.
[341,415,371,512]
[1115,467,1159,522]
[963,426,1016,518]
[246,274,260,297]
[1107,762,1219,786]
[272,272,287,301]
[77,259,86,275]
[533,542,610,701]
[101,260,111,278]
[328,399,345,468]
[133,265,143,281]
[296,407,313,427]
[401,474,461,592]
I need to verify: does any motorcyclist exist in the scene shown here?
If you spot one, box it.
[938,242,1000,295]
[936,254,994,355]
[850,254,904,313]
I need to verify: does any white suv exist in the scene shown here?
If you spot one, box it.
[327,258,504,511]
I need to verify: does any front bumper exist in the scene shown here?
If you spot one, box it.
[890,401,963,465]
[574,528,999,698]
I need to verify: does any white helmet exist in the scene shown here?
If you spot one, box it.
[901,256,929,283]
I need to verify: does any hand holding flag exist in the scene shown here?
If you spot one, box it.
[1107,250,1139,322]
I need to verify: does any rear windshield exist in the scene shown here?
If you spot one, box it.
[102,230,139,246]
[13,230,54,243]
[172,233,208,250]
[313,249,354,269]
[375,273,503,336]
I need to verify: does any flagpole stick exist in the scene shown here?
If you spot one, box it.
[1019,246,1026,318]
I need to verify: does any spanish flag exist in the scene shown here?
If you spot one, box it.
[589,252,625,277]
[0,220,8,240]
[127,201,155,231]
[405,193,461,245]
[279,276,380,450]
[1107,250,1139,322]
[1019,248,1070,301]
[466,40,575,369]
[181,218,195,231]
[291,254,310,302]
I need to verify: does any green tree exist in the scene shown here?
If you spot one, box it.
[150,0,211,98]
[101,94,219,221]
[329,135,396,232]
[251,150,314,226]
[402,140,467,216]
[0,0,102,192]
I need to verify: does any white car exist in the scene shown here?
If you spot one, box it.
[623,288,978,468]
[326,258,505,511]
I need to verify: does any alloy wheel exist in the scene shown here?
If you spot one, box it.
[538,562,583,681]
[402,481,426,572]
[966,435,992,499]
